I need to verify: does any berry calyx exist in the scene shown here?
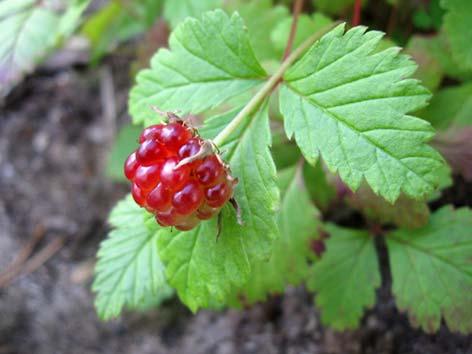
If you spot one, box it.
[124,116,235,231]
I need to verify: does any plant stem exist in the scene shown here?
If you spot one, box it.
[352,0,362,26]
[282,0,305,60]
[213,21,340,147]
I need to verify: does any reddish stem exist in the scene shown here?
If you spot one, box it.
[352,0,362,26]
[282,0,304,60]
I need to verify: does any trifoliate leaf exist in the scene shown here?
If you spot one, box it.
[225,0,289,62]
[163,0,221,29]
[387,206,472,334]
[157,205,250,311]
[279,24,445,203]
[0,0,89,97]
[308,224,381,330]
[129,10,267,126]
[346,183,430,229]
[201,104,280,261]
[234,166,320,303]
[441,0,472,71]
[271,13,332,56]
[93,195,171,320]
[418,82,472,130]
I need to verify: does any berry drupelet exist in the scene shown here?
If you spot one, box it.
[124,119,235,231]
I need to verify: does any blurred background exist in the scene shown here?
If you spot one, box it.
[0,0,471,353]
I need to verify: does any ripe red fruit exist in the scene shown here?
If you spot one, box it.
[124,119,234,231]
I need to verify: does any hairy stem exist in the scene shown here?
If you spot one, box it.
[282,0,304,60]
[213,21,340,147]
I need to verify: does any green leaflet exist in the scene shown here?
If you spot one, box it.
[387,206,472,334]
[93,195,172,320]
[0,0,90,97]
[200,104,279,261]
[129,10,267,125]
[157,205,250,311]
[235,166,320,303]
[279,24,445,203]
[441,0,472,71]
[308,224,381,329]
[163,0,221,29]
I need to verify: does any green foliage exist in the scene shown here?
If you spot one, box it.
[158,205,250,311]
[233,166,320,303]
[129,10,267,126]
[82,0,163,61]
[308,224,381,330]
[312,0,357,15]
[93,195,172,320]
[441,0,472,71]
[0,0,89,97]
[271,13,332,56]
[106,123,142,182]
[303,162,336,211]
[387,206,472,333]
[163,0,221,29]
[201,105,280,261]
[405,37,443,91]
[226,0,289,62]
[280,24,445,203]
[418,82,472,130]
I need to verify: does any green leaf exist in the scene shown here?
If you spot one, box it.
[387,206,472,334]
[405,36,443,91]
[346,183,430,229]
[129,10,267,126]
[308,224,381,330]
[271,13,332,56]
[158,205,250,311]
[240,166,320,302]
[0,0,89,97]
[441,0,472,71]
[82,0,162,61]
[226,0,289,62]
[201,104,280,261]
[303,161,336,211]
[106,123,142,182]
[93,195,171,320]
[279,24,445,203]
[418,82,472,130]
[163,0,221,29]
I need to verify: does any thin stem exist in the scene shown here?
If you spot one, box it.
[282,0,305,60]
[352,0,362,26]
[213,21,340,147]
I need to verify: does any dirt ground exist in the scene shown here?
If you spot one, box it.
[0,52,471,354]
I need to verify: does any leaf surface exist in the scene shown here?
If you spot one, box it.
[387,206,472,333]
[280,24,445,203]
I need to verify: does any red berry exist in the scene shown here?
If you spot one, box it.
[146,183,172,212]
[172,180,204,214]
[136,139,167,165]
[124,152,139,180]
[139,124,163,143]
[125,119,235,231]
[156,122,192,150]
[205,182,231,208]
[196,156,224,186]
[197,203,220,220]
[131,183,145,206]
[175,214,200,231]
[160,157,190,190]
[135,164,161,190]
